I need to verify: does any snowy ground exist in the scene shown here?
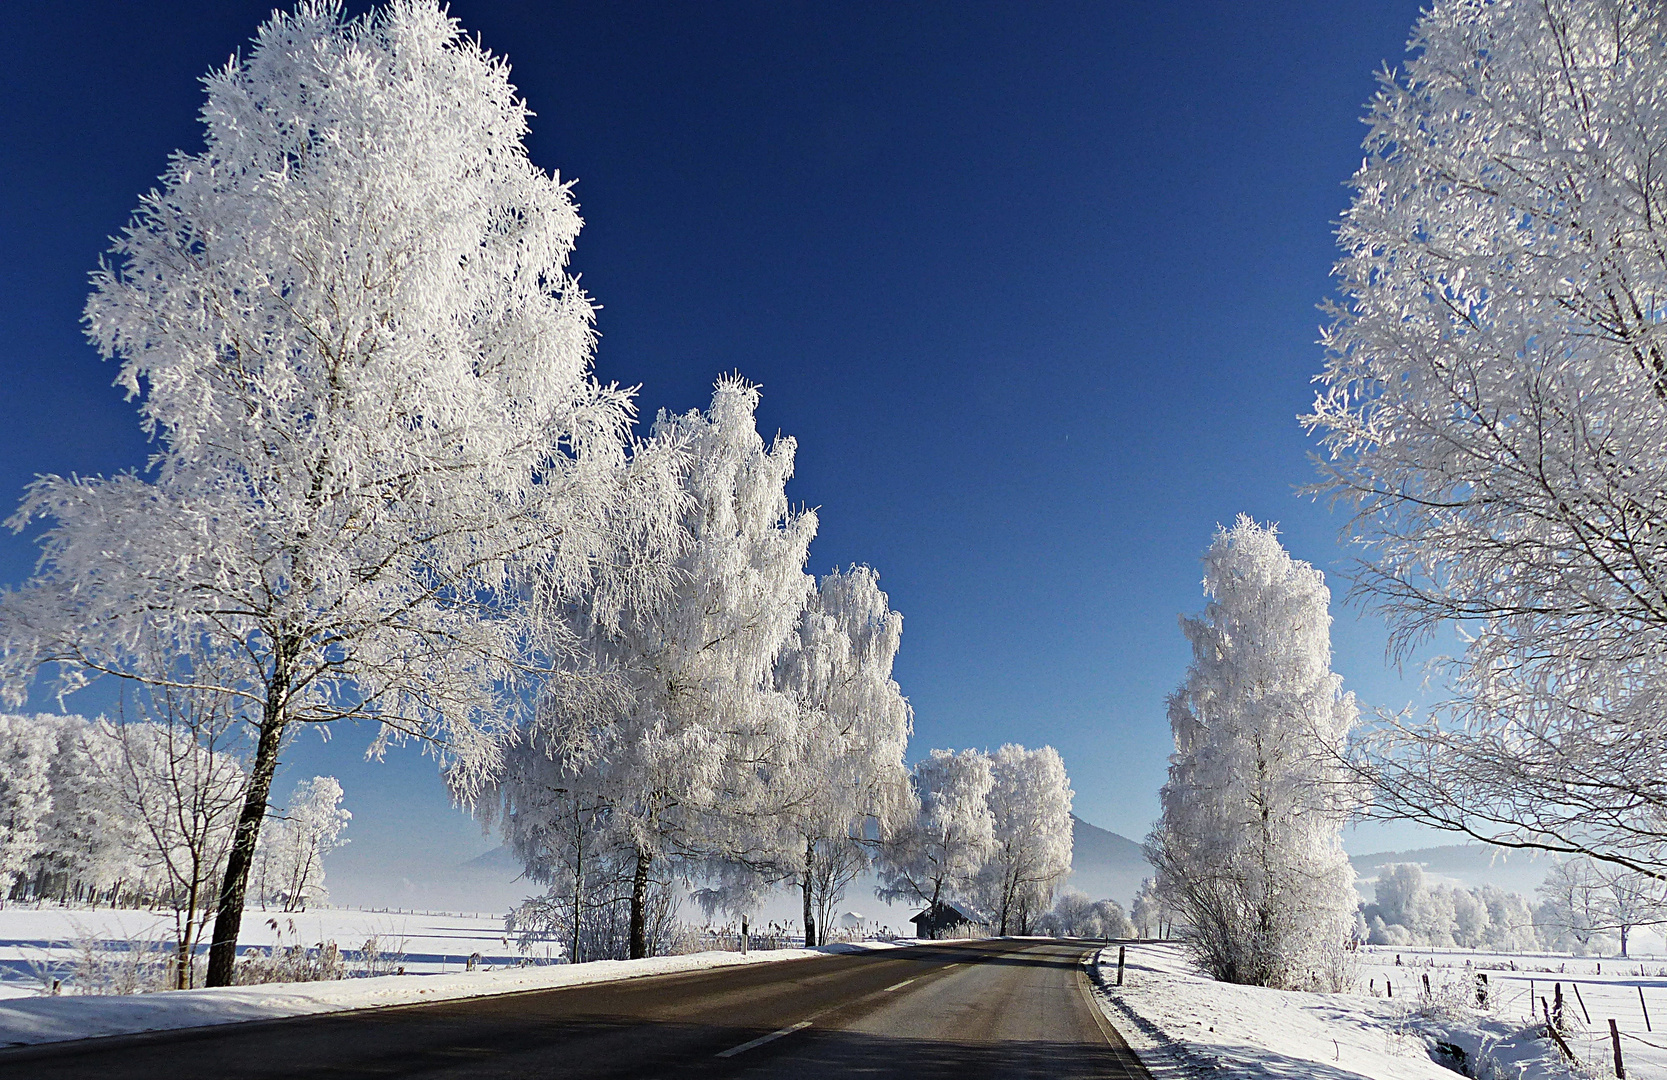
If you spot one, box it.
[0,902,909,1048]
[1357,945,1667,1078]
[1092,942,1583,1080]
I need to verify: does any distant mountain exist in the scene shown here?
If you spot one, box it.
[459,844,523,875]
[1064,814,1151,908]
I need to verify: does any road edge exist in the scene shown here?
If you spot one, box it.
[1084,945,1202,1079]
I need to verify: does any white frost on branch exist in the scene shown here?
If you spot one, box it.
[1304,0,1667,875]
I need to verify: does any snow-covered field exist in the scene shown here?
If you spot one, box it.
[1094,942,1582,1080]
[0,903,908,1048]
[0,904,527,997]
[1356,945,1667,1079]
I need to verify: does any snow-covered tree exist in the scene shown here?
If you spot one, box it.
[86,698,247,987]
[0,714,59,900]
[766,566,912,946]
[976,744,1073,935]
[1145,517,1359,990]
[1538,858,1612,954]
[0,1,646,985]
[251,776,350,912]
[1363,863,1546,953]
[877,749,994,923]
[1538,856,1666,957]
[497,376,816,958]
[1305,0,1667,878]
[1039,892,1134,940]
[1131,877,1172,939]
[25,715,126,903]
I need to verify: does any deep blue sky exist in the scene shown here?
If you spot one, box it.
[0,1,1439,893]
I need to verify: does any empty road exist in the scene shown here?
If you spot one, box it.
[0,939,1149,1079]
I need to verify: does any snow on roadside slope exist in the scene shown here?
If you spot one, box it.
[0,940,906,1048]
[1091,942,1575,1080]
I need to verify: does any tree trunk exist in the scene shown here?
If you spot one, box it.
[803,838,817,948]
[628,847,651,960]
[570,805,584,966]
[205,658,291,987]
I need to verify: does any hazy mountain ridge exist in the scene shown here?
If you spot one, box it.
[1064,814,1151,907]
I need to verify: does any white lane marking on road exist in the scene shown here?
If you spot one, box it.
[715,1020,813,1058]
[883,977,917,992]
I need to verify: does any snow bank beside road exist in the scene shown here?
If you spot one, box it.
[1091,942,1574,1080]
[0,941,905,1049]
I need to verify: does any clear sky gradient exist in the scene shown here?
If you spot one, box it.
[0,1,1445,892]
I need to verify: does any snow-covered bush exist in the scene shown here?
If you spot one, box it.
[1039,891,1134,939]
[233,919,346,985]
[1145,517,1360,990]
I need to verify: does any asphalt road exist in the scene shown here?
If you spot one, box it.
[0,939,1150,1079]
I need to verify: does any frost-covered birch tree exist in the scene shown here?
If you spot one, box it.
[877,749,994,924]
[1145,517,1359,989]
[1537,856,1666,957]
[0,0,642,984]
[767,566,912,946]
[976,744,1073,935]
[1305,0,1667,877]
[495,376,815,958]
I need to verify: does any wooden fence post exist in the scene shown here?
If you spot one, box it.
[1574,983,1592,1026]
[1640,987,1652,1033]
[1116,945,1125,987]
[1610,1019,1624,1078]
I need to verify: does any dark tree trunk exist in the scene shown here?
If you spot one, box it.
[206,651,291,987]
[628,847,651,959]
[802,838,816,948]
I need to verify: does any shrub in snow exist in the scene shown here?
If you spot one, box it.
[1305,0,1667,877]
[1145,517,1359,990]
